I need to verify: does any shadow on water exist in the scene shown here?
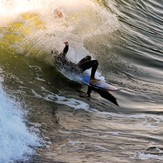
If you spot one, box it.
[89,86,119,106]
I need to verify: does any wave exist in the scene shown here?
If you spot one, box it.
[0,73,41,162]
[0,0,119,67]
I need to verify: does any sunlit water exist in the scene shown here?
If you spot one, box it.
[0,0,163,162]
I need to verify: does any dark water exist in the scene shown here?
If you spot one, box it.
[0,0,163,162]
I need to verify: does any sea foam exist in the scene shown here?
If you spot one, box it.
[0,83,41,162]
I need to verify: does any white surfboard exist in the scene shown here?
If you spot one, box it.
[81,74,120,91]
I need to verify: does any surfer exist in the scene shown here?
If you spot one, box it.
[52,41,98,96]
[63,42,98,79]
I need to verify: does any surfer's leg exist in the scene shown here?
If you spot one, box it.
[90,60,98,79]
[77,56,91,66]
[87,86,92,97]
[79,60,98,79]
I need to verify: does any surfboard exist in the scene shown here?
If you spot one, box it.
[81,74,119,92]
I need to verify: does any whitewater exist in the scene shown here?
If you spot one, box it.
[0,0,163,162]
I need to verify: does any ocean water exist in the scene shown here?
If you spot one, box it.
[0,0,163,162]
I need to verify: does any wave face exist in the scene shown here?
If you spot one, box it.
[0,0,163,162]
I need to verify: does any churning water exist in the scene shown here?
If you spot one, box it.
[0,0,163,162]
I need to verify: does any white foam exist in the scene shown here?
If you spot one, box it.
[0,85,41,162]
[0,0,51,17]
[137,152,163,160]
[55,95,90,110]
[33,86,90,111]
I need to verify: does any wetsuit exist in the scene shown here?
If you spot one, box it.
[77,55,98,79]
[53,43,98,96]
[61,44,98,79]
[54,44,81,73]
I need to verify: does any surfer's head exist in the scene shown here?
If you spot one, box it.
[64,41,68,45]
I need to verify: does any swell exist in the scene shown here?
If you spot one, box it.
[109,0,163,85]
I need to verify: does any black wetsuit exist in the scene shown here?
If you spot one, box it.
[54,44,81,73]
[77,55,98,79]
[61,44,98,78]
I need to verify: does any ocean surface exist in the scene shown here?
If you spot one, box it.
[0,0,163,162]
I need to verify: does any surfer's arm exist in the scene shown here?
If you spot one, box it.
[62,42,69,57]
